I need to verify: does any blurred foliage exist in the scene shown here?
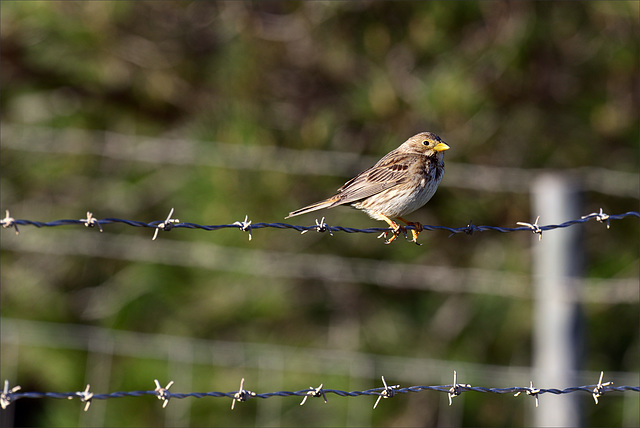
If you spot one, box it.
[1,1,638,427]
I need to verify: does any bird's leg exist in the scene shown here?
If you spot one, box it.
[377,215,406,244]
[397,217,423,245]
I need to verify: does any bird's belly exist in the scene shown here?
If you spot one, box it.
[390,181,438,216]
[353,178,440,220]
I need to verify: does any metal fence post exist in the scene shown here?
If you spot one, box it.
[532,174,583,427]
[532,173,584,427]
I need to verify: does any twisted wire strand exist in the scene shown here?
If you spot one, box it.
[1,210,637,237]
[2,381,638,409]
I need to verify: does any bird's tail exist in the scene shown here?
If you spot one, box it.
[285,196,342,219]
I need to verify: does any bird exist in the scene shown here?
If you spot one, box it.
[286,132,450,244]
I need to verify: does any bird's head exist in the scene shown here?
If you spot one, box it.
[402,132,450,157]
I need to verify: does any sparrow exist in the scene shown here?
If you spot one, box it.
[287,132,449,244]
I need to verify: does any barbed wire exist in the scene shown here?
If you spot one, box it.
[1,372,637,412]
[1,209,637,241]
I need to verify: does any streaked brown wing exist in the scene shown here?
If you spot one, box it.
[334,153,415,204]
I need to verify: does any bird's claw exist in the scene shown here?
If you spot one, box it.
[403,221,423,245]
[379,224,406,244]
[378,219,423,245]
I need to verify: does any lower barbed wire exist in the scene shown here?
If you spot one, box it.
[1,372,637,410]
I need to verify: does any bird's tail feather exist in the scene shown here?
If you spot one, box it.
[285,196,341,219]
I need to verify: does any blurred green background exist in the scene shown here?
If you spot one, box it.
[1,1,638,426]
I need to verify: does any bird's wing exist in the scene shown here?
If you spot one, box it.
[334,153,415,204]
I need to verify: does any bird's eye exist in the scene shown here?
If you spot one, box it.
[422,140,429,146]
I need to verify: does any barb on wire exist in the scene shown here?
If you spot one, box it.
[76,384,93,411]
[154,380,174,408]
[592,371,613,405]
[1,210,19,235]
[300,216,333,236]
[299,384,326,406]
[80,212,103,232]
[514,380,540,407]
[1,375,637,411]
[448,370,471,406]
[373,376,399,409]
[1,380,21,410]
[1,210,638,241]
[231,378,255,410]
[516,216,543,241]
[152,208,179,241]
[583,208,610,229]
[459,219,480,236]
[233,215,253,241]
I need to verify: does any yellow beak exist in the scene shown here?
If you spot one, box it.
[433,142,450,152]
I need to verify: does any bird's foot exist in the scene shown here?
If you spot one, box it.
[397,218,423,245]
[407,221,423,245]
[378,222,406,244]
